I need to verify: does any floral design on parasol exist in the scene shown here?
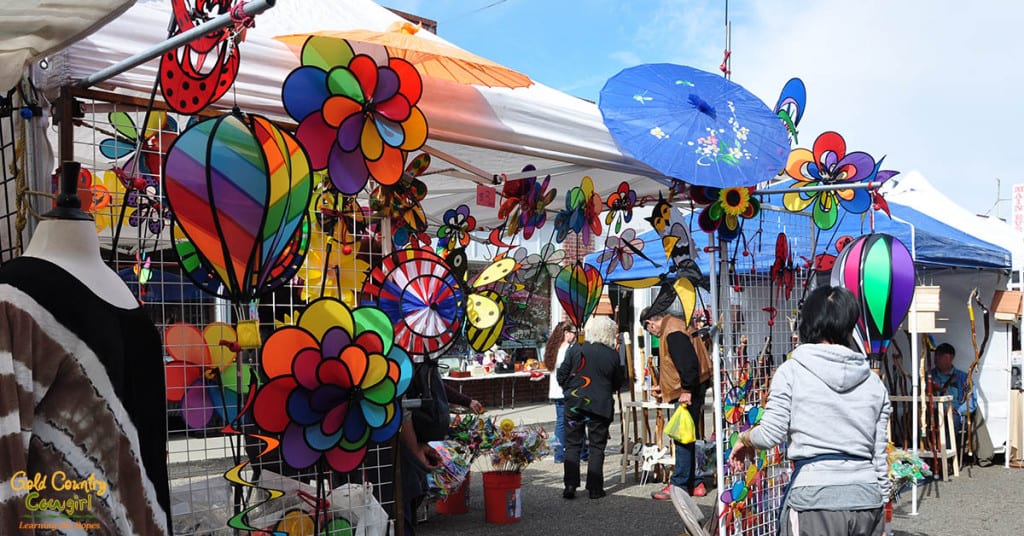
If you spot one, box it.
[362,248,466,359]
[252,298,413,472]
[783,131,899,230]
[553,176,602,245]
[691,186,760,242]
[604,181,637,234]
[599,63,790,188]
[497,164,557,240]
[281,36,428,194]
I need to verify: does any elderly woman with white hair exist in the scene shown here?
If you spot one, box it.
[556,315,625,500]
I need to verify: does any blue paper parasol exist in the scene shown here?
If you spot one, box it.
[599,64,790,188]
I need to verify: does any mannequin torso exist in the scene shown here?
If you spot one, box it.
[22,219,139,309]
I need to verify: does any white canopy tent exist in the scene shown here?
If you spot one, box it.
[881,170,1022,461]
[0,0,134,92]
[30,0,675,235]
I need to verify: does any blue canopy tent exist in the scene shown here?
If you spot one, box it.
[827,202,1011,270]
[585,201,1011,284]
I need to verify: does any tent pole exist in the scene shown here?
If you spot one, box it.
[909,223,920,516]
[77,0,276,89]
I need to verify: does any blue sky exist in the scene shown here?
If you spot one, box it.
[383,0,1024,219]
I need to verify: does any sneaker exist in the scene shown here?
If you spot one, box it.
[562,486,576,499]
[691,482,707,497]
[651,483,672,501]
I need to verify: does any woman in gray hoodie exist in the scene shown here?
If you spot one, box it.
[728,285,891,536]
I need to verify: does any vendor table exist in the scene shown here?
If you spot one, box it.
[443,371,550,409]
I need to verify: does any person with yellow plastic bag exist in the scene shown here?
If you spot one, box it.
[640,290,707,501]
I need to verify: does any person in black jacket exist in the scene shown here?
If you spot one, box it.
[557,315,625,500]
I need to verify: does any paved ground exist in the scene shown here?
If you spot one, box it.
[416,402,1023,536]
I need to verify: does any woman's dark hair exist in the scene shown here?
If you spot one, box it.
[543,321,574,370]
[798,285,860,344]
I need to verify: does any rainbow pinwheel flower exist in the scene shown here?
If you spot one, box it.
[497,165,556,239]
[553,176,603,245]
[282,36,428,194]
[783,131,898,230]
[596,228,645,275]
[604,182,637,233]
[252,298,413,472]
[437,204,476,251]
[692,186,760,242]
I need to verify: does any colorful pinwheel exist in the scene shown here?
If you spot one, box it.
[99,111,183,236]
[370,153,429,247]
[595,229,646,276]
[437,204,476,251]
[773,77,807,144]
[604,181,637,234]
[692,186,760,242]
[163,112,313,303]
[282,36,428,194]
[497,164,557,239]
[295,226,369,305]
[518,243,566,281]
[86,169,127,234]
[362,248,467,359]
[830,233,914,354]
[553,176,603,245]
[163,322,249,430]
[252,298,413,472]
[783,131,899,230]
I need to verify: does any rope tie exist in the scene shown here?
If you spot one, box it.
[229,1,256,30]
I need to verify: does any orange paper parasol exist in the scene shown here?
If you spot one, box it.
[276,21,532,88]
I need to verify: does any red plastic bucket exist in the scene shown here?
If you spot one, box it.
[435,472,470,515]
[482,471,522,524]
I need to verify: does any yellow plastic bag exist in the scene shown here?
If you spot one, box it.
[664,405,695,444]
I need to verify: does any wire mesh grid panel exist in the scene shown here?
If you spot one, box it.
[63,91,397,535]
[716,206,815,535]
[0,90,26,261]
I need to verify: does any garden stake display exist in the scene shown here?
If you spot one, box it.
[963,288,990,466]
